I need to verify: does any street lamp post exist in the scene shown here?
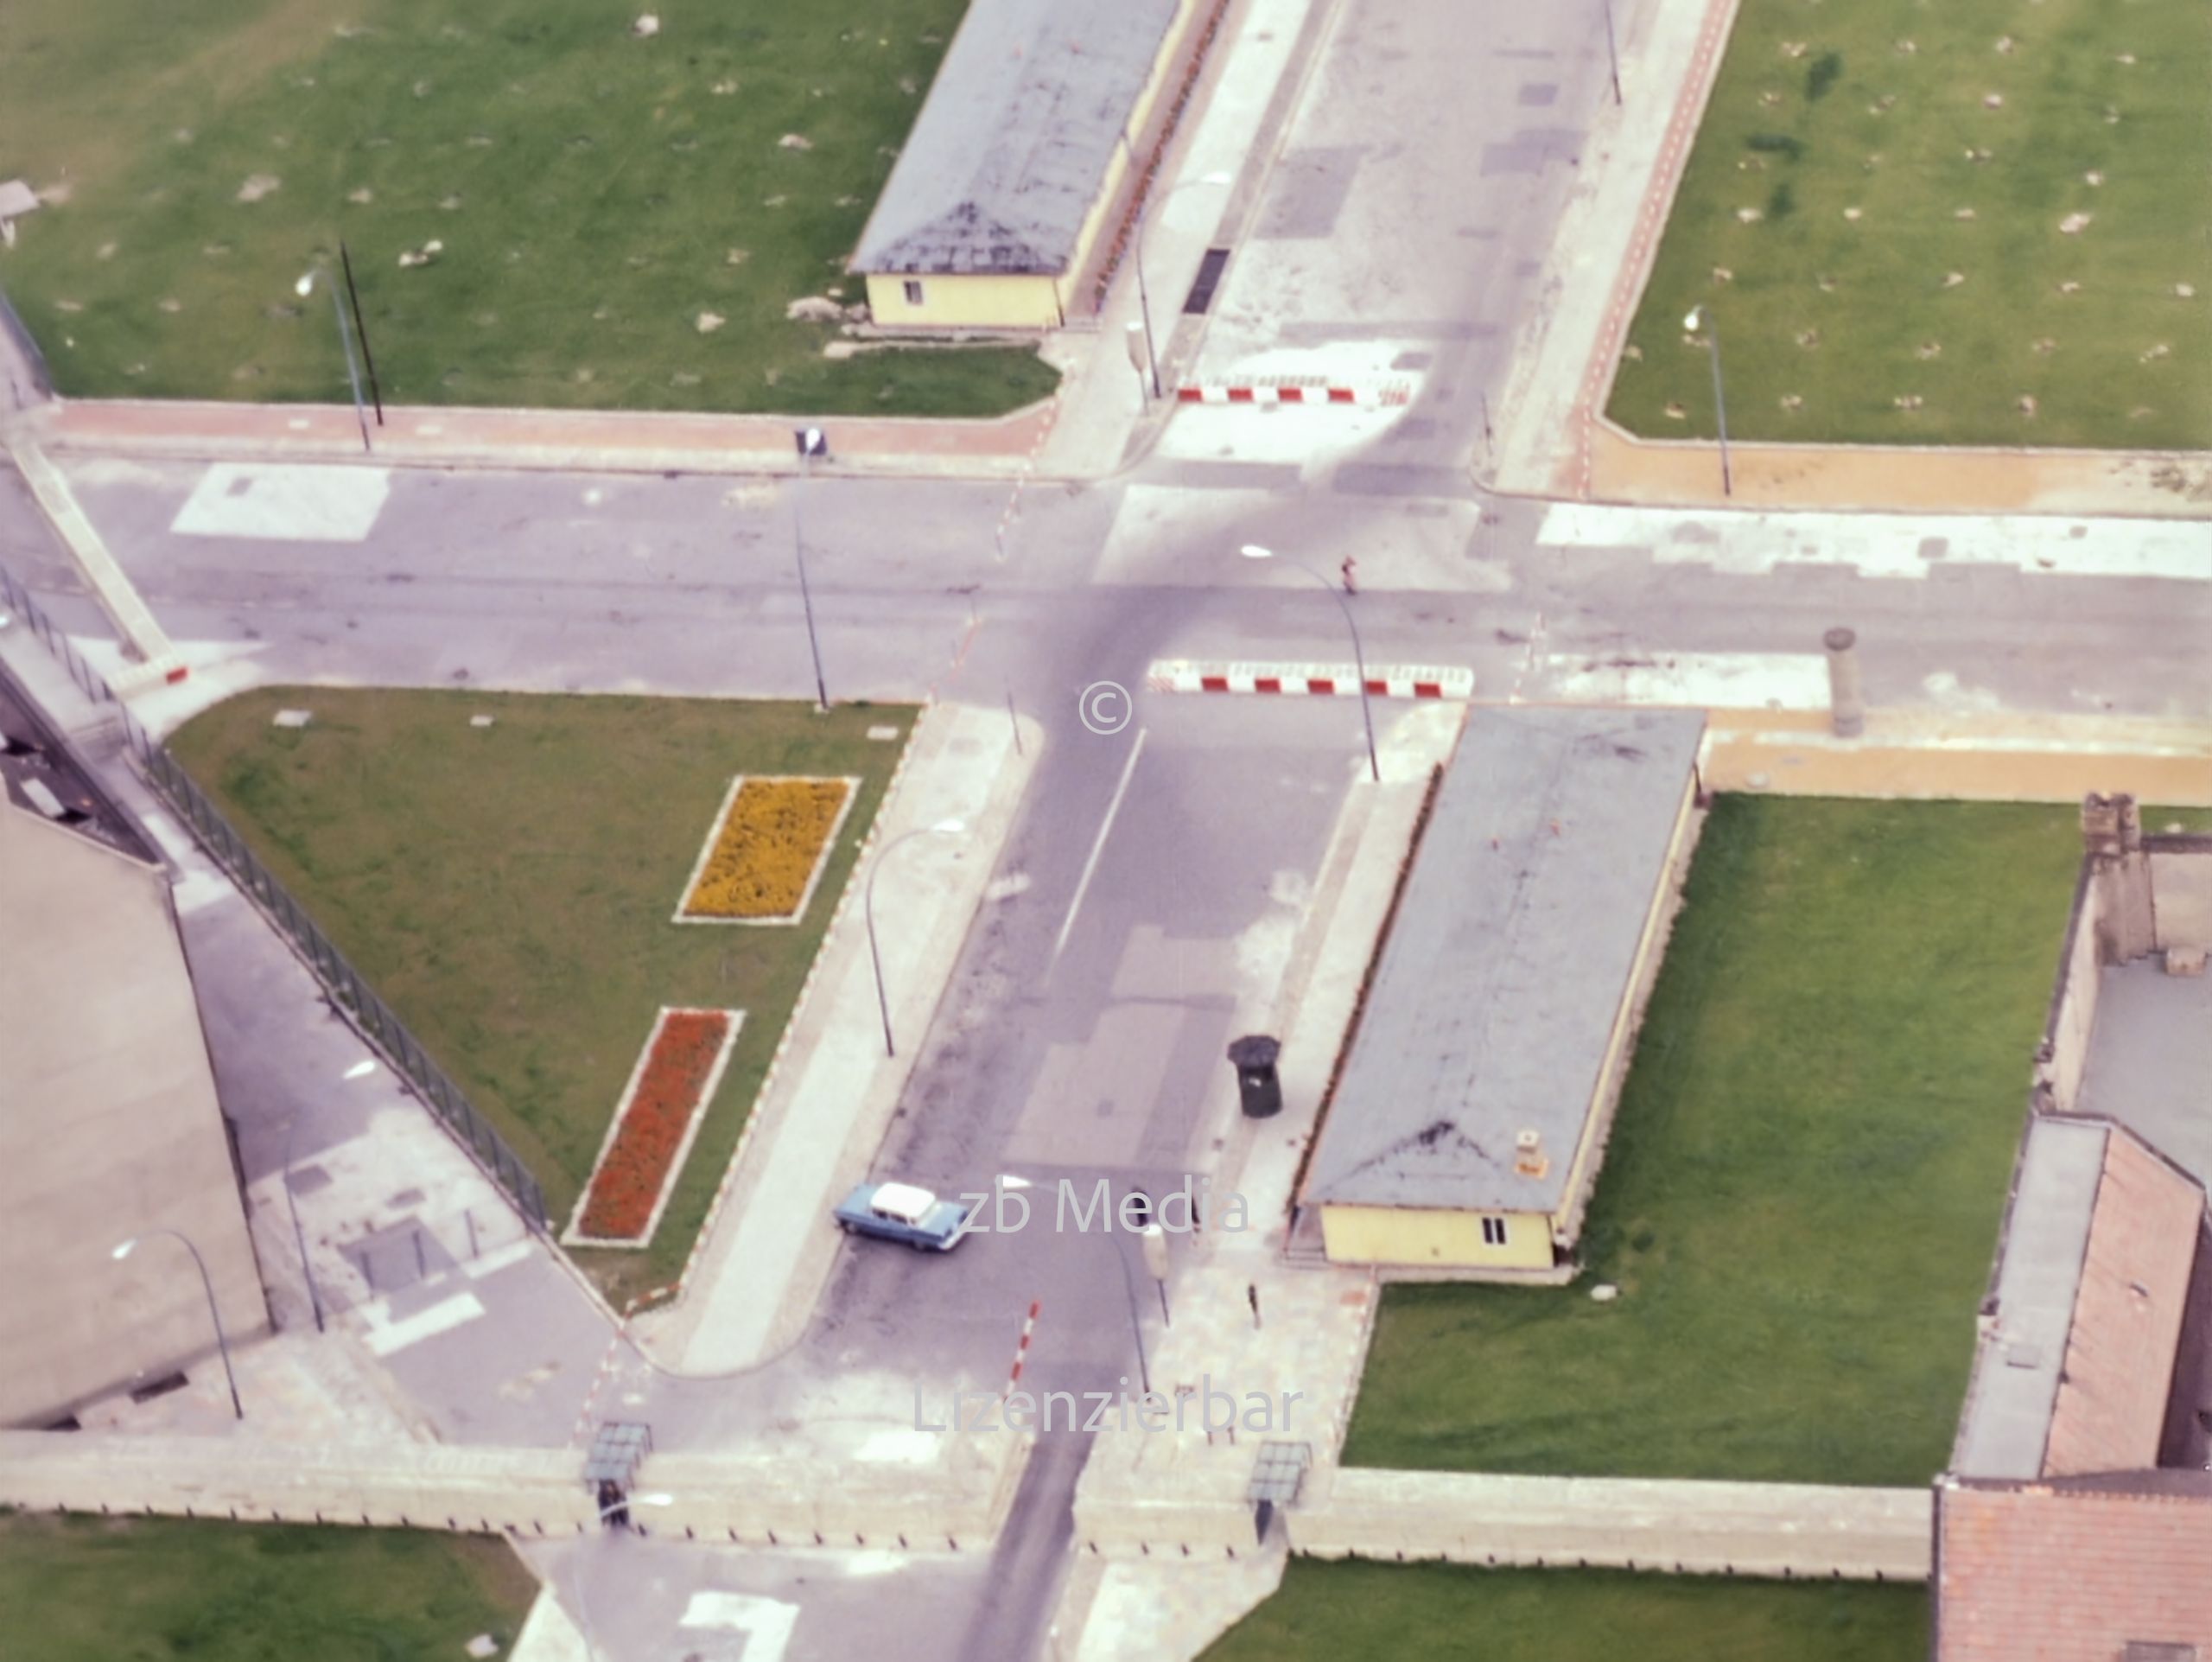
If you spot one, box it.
[1141,1221,1171,1327]
[1602,0,1623,105]
[1113,1210,1153,1398]
[1238,544,1381,782]
[294,268,372,455]
[1120,147,1234,400]
[1683,306,1732,497]
[791,427,832,711]
[112,1230,243,1420]
[280,1106,326,1334]
[864,819,967,1058]
[569,1493,673,1662]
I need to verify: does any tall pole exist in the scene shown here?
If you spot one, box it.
[118,1229,242,1420]
[791,448,830,710]
[337,242,383,423]
[1114,1220,1153,1398]
[865,842,897,1059]
[1121,134,1163,400]
[322,275,371,455]
[1707,327,1733,498]
[1296,563,1380,783]
[863,825,962,1058]
[281,1108,326,1334]
[1602,0,1623,105]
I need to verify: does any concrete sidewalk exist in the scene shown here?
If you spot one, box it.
[632,700,1039,1375]
[1700,707,2212,806]
[29,395,1065,482]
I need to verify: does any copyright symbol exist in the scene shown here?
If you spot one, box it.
[1078,680,1132,735]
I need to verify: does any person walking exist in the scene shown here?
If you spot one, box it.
[1339,556,1359,595]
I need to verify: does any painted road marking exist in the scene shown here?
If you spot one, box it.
[1147,659,1473,697]
[1052,725,1147,971]
[1538,503,2212,583]
[172,464,392,542]
[360,1289,486,1358]
[679,1592,798,1660]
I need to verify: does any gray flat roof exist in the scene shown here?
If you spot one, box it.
[1952,1116,2107,1480]
[850,0,1182,276]
[2077,958,2212,1188]
[1305,707,1705,1214]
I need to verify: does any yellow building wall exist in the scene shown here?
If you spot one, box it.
[863,272,1065,330]
[1319,1205,1554,1271]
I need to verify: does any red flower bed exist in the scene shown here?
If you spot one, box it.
[579,1009,731,1241]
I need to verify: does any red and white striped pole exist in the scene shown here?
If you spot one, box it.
[1004,1300,1041,1398]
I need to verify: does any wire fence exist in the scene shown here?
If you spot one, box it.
[0,560,550,1231]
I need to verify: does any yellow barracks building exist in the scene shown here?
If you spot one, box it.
[851,0,1216,330]
[1297,707,1707,1277]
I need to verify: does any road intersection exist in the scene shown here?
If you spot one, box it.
[3,0,2209,1654]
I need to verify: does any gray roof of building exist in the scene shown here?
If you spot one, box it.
[850,0,1182,277]
[1303,706,1706,1215]
[1952,1116,2107,1479]
[2078,958,2212,1189]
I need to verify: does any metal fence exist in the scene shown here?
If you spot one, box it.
[0,559,550,1231]
[0,560,118,710]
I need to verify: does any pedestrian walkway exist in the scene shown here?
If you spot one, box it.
[30,396,1062,481]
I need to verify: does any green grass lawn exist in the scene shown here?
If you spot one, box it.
[0,1511,538,1661]
[1344,798,2082,1487]
[168,687,912,1304]
[1608,0,2212,449]
[0,0,1060,416]
[1203,1561,1924,1662]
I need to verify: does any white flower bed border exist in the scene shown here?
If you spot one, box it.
[672,774,860,927]
[563,1005,745,1250]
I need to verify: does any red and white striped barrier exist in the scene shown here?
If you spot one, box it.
[1173,379,1412,407]
[1147,659,1474,699]
[1004,1300,1042,1398]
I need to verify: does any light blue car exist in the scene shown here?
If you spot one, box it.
[832,1181,974,1251]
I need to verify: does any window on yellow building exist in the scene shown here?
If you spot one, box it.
[903,279,925,306]
[1482,1217,1507,1245]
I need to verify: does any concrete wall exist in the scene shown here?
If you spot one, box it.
[2036,862,2103,1115]
[0,806,266,1427]
[862,271,1065,330]
[1288,1469,1931,1582]
[1319,1205,1553,1270]
[0,1430,1033,1551]
[2150,848,2212,951]
[1553,772,1705,1251]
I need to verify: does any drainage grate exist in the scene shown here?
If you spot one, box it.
[1183,248,1231,315]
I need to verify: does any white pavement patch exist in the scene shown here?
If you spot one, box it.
[1538,503,2212,583]
[679,1592,798,1659]
[359,1289,486,1358]
[172,463,392,542]
[1533,652,1833,710]
[1096,486,1503,590]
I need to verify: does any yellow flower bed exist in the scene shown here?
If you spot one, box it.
[682,776,853,920]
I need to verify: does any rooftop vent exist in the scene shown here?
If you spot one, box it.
[1515,1130,1550,1180]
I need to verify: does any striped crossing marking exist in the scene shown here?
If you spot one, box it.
[1147,659,1473,699]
